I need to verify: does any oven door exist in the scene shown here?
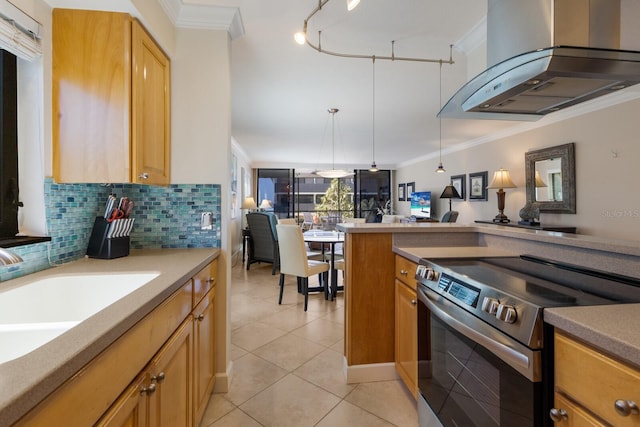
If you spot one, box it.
[417,286,546,427]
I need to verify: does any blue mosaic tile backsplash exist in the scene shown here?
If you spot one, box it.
[0,178,221,281]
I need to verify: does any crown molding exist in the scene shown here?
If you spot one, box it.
[157,0,244,39]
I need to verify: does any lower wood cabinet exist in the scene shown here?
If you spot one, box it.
[16,258,218,427]
[96,373,148,427]
[193,286,216,423]
[553,331,640,427]
[394,255,418,398]
[148,317,193,427]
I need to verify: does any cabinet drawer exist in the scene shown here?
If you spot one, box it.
[553,392,605,426]
[193,259,217,307]
[395,255,417,290]
[555,332,640,427]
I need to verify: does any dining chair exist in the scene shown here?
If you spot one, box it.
[441,211,459,223]
[278,218,297,225]
[276,224,330,311]
[333,258,345,300]
[342,217,366,223]
[302,212,316,231]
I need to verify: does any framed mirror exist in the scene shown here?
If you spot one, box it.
[525,142,575,213]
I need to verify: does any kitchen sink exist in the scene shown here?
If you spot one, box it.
[0,273,159,364]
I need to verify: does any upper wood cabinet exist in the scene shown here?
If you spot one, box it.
[52,9,171,185]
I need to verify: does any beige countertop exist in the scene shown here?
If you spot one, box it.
[0,248,219,426]
[545,304,640,368]
[337,222,640,257]
[393,246,517,263]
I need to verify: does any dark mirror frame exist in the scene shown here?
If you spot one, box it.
[525,142,576,213]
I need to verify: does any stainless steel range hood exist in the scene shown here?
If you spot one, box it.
[439,0,640,121]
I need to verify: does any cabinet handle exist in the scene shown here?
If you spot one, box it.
[138,172,149,180]
[196,313,205,321]
[400,269,408,276]
[615,399,639,417]
[140,383,156,395]
[549,408,568,422]
[206,277,215,284]
[411,299,417,305]
[151,372,165,384]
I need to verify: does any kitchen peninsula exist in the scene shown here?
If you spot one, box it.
[0,248,219,426]
[337,222,640,385]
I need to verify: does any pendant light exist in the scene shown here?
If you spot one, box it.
[369,57,379,172]
[435,61,446,173]
[315,108,354,179]
[347,0,360,11]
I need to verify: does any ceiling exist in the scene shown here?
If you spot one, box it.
[228,0,523,172]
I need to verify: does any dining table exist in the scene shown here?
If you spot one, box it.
[302,230,344,300]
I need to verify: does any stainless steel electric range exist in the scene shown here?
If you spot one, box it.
[415,254,640,427]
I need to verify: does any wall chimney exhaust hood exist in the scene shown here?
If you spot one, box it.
[440,0,640,121]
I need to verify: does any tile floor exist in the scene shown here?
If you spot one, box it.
[199,261,418,427]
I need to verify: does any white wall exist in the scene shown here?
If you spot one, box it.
[395,97,640,243]
[172,26,232,391]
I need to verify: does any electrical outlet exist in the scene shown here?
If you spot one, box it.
[200,212,213,230]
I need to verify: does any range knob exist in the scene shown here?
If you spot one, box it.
[481,297,500,315]
[424,268,439,281]
[496,304,517,324]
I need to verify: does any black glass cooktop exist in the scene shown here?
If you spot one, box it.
[431,255,640,308]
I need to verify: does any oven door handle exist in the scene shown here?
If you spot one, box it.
[420,287,541,382]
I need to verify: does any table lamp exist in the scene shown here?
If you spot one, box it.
[241,196,257,229]
[241,196,257,211]
[439,184,461,212]
[259,199,272,211]
[487,168,517,223]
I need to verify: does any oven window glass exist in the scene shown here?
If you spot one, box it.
[418,304,542,426]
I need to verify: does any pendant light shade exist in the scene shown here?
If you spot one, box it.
[315,108,354,179]
[347,0,360,11]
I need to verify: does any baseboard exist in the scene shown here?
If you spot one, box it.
[343,357,399,384]
[213,360,233,393]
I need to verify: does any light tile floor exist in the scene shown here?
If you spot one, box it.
[199,261,418,427]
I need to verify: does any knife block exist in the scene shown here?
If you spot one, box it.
[87,217,130,259]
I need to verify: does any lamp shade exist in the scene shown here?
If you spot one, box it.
[440,184,461,199]
[315,169,354,179]
[241,196,257,210]
[347,0,360,11]
[259,199,272,210]
[534,170,548,187]
[487,169,517,189]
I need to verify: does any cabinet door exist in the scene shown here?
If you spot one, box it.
[193,289,216,424]
[131,20,171,186]
[395,279,417,398]
[552,393,606,426]
[148,317,193,427]
[193,259,218,307]
[52,9,131,183]
[95,373,149,427]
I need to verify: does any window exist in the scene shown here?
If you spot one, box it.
[0,49,18,238]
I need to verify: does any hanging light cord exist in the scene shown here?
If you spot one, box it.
[372,56,376,164]
[439,60,442,164]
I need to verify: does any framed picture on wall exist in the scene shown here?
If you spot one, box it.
[398,183,406,201]
[450,174,465,200]
[469,171,488,201]
[406,182,415,198]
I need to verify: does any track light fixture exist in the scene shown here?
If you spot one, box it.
[295,0,454,66]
